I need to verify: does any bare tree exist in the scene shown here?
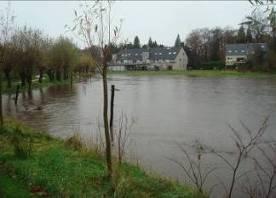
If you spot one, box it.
[244,143,276,198]
[208,117,269,198]
[0,2,15,126]
[169,140,217,195]
[69,0,121,179]
[114,113,134,165]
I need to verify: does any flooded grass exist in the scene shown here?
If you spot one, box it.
[0,120,204,197]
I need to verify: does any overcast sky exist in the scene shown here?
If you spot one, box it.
[0,1,255,47]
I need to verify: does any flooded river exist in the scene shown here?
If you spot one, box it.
[3,75,276,197]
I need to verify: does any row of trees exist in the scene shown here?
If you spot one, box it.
[117,34,183,50]
[2,27,95,92]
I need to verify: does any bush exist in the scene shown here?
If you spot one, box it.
[198,61,225,70]
[10,127,32,159]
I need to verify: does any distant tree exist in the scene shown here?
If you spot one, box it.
[237,25,246,43]
[142,44,148,49]
[210,28,224,61]
[246,27,253,42]
[76,52,96,73]
[133,36,141,48]
[152,40,158,48]
[109,43,120,53]
[48,36,78,81]
[174,34,181,47]
[148,37,153,48]
[223,28,237,44]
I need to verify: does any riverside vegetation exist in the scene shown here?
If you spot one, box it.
[0,120,205,197]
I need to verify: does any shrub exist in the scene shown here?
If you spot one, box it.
[10,127,32,159]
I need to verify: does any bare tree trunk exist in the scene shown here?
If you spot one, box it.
[102,59,112,178]
[4,69,11,88]
[15,85,20,105]
[39,69,43,83]
[0,72,3,127]
[20,72,26,87]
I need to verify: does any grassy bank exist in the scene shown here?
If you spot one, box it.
[109,70,276,78]
[0,120,204,197]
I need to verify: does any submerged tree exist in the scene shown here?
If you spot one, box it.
[0,2,15,126]
[70,0,121,179]
[48,36,78,81]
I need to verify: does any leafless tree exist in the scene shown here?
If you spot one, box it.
[242,142,276,198]
[114,113,134,165]
[169,140,217,195]
[208,117,269,198]
[69,0,122,179]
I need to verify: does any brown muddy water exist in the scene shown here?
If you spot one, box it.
[3,75,276,197]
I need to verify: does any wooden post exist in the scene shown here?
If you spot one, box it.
[110,84,115,143]
[15,85,20,105]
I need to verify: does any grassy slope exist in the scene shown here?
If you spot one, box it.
[0,121,204,198]
[109,70,276,78]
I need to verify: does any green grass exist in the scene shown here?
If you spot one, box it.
[0,120,204,198]
[108,69,276,78]
[0,170,32,198]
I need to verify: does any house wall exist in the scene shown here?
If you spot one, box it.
[172,48,188,70]
[225,55,247,66]
[108,65,126,71]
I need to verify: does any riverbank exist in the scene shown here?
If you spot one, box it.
[109,70,276,78]
[0,120,204,197]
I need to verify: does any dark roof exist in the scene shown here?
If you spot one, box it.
[149,47,181,60]
[225,43,268,56]
[116,47,182,61]
[116,48,145,62]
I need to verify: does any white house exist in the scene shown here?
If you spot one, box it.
[225,43,268,66]
[109,47,188,71]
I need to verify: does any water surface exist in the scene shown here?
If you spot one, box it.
[3,75,276,197]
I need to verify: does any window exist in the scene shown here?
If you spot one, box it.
[155,53,157,55]
[241,50,245,53]
[228,50,232,53]
[234,50,238,53]
[159,53,162,55]
[173,52,176,54]
[168,52,172,55]
[135,53,138,56]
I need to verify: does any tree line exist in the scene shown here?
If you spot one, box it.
[0,6,95,93]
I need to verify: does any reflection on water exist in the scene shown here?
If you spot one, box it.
[3,75,276,197]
